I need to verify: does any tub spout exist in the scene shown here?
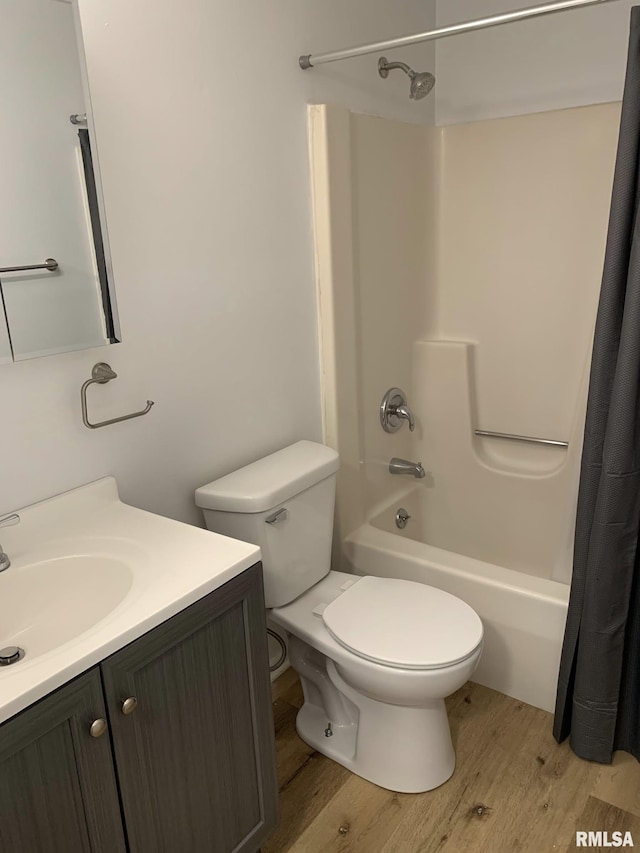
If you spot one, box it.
[389,458,425,479]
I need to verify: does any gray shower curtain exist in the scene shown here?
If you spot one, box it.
[553,7,640,764]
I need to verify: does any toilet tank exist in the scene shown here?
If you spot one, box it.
[195,441,340,608]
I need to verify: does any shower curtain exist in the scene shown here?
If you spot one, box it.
[554,7,640,764]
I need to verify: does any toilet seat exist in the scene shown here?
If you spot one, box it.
[321,576,483,671]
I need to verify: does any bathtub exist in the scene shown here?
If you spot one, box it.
[343,503,569,713]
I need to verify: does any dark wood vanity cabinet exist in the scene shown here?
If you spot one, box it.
[0,668,126,853]
[0,563,278,853]
[102,563,278,852]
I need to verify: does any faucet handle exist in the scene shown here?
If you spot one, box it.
[393,404,415,432]
[0,514,19,528]
[380,388,416,433]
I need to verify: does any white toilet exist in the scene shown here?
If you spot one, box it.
[195,441,483,794]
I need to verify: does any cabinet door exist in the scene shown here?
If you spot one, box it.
[102,563,278,853]
[0,668,126,853]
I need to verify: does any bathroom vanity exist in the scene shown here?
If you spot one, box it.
[0,480,278,852]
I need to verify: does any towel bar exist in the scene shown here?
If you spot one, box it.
[0,258,58,274]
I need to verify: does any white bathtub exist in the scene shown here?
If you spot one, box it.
[343,516,569,713]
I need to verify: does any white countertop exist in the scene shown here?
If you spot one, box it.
[0,477,261,724]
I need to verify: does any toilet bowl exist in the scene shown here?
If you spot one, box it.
[195,440,483,794]
[271,570,482,793]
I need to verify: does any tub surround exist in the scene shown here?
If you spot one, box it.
[311,101,619,559]
[408,340,586,582]
[309,102,614,712]
[436,105,618,448]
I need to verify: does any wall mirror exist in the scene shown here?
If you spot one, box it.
[0,0,120,364]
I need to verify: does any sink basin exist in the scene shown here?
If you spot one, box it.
[0,555,133,661]
[0,476,261,724]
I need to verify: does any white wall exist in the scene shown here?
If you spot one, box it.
[435,0,634,124]
[0,0,436,524]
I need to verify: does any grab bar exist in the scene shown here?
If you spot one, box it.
[474,430,568,448]
[0,258,58,274]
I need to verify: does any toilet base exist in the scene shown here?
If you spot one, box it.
[296,702,358,768]
[295,660,456,794]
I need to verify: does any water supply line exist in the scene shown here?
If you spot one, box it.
[268,629,287,672]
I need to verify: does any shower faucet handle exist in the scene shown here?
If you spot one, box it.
[380,388,416,433]
[393,404,415,432]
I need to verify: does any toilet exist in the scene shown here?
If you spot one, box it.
[195,441,483,794]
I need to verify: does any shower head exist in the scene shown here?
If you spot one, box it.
[409,70,436,101]
[378,56,435,101]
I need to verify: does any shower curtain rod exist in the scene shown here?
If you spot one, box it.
[299,0,620,69]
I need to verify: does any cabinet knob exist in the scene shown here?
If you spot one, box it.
[90,718,108,738]
[121,696,138,715]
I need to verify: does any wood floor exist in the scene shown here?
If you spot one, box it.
[265,669,640,853]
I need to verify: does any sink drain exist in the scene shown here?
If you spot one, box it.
[0,647,25,666]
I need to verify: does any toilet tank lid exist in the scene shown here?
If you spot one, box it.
[195,441,340,513]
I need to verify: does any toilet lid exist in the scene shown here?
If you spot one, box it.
[321,576,483,670]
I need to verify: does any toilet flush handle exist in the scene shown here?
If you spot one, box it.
[265,508,289,525]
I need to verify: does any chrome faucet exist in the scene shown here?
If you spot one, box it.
[380,388,416,433]
[393,403,415,431]
[0,514,20,572]
[389,458,426,479]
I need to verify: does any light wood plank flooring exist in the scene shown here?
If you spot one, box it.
[266,669,640,853]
